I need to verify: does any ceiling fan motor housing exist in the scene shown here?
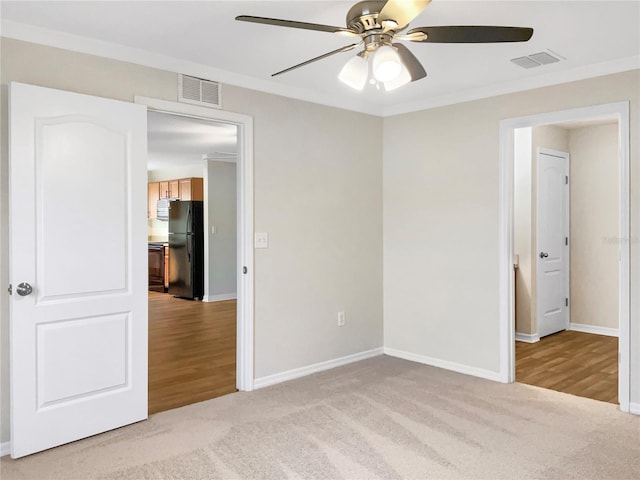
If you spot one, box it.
[346,1,388,33]
[363,33,394,52]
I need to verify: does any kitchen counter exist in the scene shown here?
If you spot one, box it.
[148,236,169,243]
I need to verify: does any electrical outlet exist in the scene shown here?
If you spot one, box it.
[337,311,345,327]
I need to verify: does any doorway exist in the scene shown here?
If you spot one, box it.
[146,110,239,413]
[498,102,631,412]
[513,122,620,403]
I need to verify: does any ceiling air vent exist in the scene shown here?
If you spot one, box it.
[529,52,560,65]
[511,56,541,69]
[178,74,222,109]
[511,51,562,69]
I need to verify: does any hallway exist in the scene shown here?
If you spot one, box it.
[148,292,237,414]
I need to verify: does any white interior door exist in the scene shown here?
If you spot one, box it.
[536,149,569,338]
[9,82,148,458]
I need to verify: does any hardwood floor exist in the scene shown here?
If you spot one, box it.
[148,291,237,415]
[516,330,618,403]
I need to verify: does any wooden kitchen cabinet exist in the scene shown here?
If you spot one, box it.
[149,177,203,204]
[158,180,178,199]
[158,181,169,199]
[178,177,204,201]
[148,182,160,219]
[169,179,179,198]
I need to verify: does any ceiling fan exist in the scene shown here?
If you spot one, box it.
[236,0,534,91]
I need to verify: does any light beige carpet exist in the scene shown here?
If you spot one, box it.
[1,355,639,480]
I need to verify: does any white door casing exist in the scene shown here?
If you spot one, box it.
[9,83,148,458]
[536,149,570,338]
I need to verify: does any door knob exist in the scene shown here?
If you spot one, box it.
[16,282,33,296]
[539,252,549,259]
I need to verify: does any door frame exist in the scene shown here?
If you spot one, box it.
[498,102,630,412]
[536,148,571,337]
[135,96,254,392]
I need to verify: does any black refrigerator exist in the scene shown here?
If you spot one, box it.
[168,200,204,299]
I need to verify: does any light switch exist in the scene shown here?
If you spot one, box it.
[211,226,216,234]
[255,232,269,249]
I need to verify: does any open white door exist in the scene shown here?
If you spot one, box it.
[536,149,570,338]
[9,83,148,458]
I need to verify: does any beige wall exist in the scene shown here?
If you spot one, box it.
[0,38,384,443]
[570,123,619,330]
[514,128,533,334]
[383,70,639,390]
[206,161,237,298]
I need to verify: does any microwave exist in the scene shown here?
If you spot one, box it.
[156,198,176,221]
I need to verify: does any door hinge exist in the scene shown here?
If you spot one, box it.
[243,266,248,274]
[7,284,12,295]
[565,298,569,307]
[566,175,569,184]
[565,237,568,246]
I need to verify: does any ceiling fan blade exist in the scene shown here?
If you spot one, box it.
[236,15,358,36]
[272,43,361,77]
[378,0,431,29]
[406,26,534,43]
[394,43,426,81]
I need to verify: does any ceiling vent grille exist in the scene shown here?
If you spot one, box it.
[511,51,562,69]
[529,52,560,65]
[178,74,222,109]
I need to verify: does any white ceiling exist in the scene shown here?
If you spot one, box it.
[147,111,237,171]
[1,1,639,116]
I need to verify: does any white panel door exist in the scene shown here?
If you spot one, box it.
[9,82,148,458]
[536,150,569,338]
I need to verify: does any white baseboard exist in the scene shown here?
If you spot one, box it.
[383,347,502,382]
[569,323,619,337]
[253,347,384,389]
[629,403,640,416]
[1,441,10,457]
[515,332,540,343]
[202,293,237,303]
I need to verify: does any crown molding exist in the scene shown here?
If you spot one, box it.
[382,55,640,117]
[2,20,638,118]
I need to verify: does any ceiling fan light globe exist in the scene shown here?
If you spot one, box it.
[384,62,411,91]
[338,55,368,90]
[373,45,402,82]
